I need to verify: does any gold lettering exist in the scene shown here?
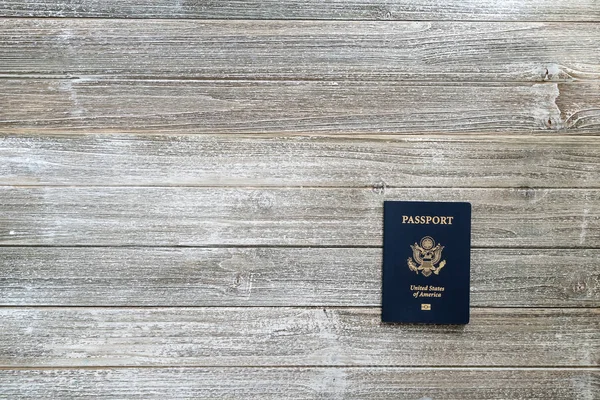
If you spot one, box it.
[419,292,441,298]
[400,215,455,224]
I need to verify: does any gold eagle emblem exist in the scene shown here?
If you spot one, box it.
[407,236,446,277]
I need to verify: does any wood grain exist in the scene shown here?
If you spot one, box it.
[1,367,598,399]
[3,134,600,188]
[0,307,597,367]
[1,0,599,21]
[3,79,599,134]
[1,247,597,307]
[0,187,597,247]
[2,19,599,81]
[1,0,598,395]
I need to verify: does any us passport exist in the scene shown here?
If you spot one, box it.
[382,201,471,324]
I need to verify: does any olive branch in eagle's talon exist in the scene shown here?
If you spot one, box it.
[407,258,419,274]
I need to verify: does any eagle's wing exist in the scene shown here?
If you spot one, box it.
[431,245,444,264]
[410,243,423,263]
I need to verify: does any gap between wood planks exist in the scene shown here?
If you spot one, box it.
[0,239,596,249]
[2,17,600,23]
[0,76,588,83]
[0,365,598,370]
[1,185,599,189]
[0,305,596,310]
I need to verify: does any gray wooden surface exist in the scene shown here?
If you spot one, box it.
[1,247,597,307]
[3,80,600,134]
[3,20,599,81]
[2,368,598,399]
[1,187,598,247]
[2,134,600,188]
[1,0,599,21]
[1,1,599,398]
[0,308,598,367]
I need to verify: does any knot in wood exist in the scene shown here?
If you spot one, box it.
[372,180,387,194]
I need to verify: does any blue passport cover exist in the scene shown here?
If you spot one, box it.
[382,201,471,324]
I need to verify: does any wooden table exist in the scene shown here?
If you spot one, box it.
[1,1,599,398]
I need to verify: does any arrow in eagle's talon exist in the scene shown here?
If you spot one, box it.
[434,260,446,275]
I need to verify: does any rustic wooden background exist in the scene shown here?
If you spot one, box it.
[1,1,599,398]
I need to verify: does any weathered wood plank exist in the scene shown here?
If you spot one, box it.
[3,134,600,188]
[1,367,598,399]
[1,247,597,307]
[1,0,599,21]
[0,187,597,247]
[2,79,598,134]
[0,307,597,367]
[2,20,599,81]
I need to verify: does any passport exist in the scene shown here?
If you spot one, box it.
[382,201,471,324]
